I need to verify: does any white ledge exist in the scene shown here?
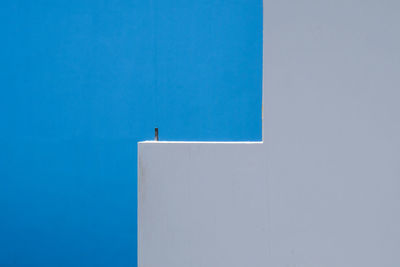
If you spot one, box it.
[139,141,263,144]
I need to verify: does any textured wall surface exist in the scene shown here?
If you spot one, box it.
[139,0,400,266]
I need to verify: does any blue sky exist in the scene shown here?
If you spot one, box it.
[0,0,262,266]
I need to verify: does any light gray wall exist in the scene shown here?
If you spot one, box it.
[139,0,400,266]
[263,1,400,265]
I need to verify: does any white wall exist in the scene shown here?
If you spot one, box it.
[138,143,267,267]
[139,0,400,266]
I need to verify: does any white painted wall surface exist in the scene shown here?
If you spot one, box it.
[139,1,400,266]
